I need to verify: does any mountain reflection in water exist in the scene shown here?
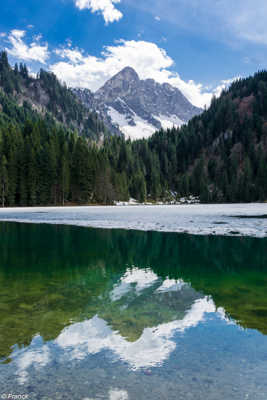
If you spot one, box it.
[0,222,267,399]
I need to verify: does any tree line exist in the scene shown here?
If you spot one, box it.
[0,51,267,206]
[0,51,110,140]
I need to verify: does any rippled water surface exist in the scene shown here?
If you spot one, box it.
[0,222,267,399]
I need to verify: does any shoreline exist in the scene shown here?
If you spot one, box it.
[0,203,266,238]
[0,200,266,209]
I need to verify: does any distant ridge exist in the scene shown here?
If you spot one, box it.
[73,66,202,139]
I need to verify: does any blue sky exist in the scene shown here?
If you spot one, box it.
[1,0,267,107]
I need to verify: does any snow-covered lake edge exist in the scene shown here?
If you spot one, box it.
[0,204,266,238]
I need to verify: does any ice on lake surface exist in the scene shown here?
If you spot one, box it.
[0,223,267,399]
[0,203,266,237]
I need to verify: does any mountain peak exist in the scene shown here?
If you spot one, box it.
[76,67,202,140]
[95,66,139,102]
[112,66,139,81]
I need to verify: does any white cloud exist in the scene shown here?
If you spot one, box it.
[10,29,25,39]
[51,39,231,107]
[212,77,240,99]
[0,32,6,38]
[50,40,173,91]
[155,16,161,21]
[66,39,72,48]
[74,0,123,24]
[3,28,235,108]
[55,47,85,63]
[6,30,49,64]
[33,34,43,42]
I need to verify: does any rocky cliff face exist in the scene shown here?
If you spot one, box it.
[73,67,202,139]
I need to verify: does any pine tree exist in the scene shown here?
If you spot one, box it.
[0,156,8,207]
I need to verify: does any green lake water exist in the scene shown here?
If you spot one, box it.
[0,222,267,399]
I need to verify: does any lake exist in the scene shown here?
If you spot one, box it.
[0,221,267,399]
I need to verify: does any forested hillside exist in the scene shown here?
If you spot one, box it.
[0,51,110,140]
[145,73,267,202]
[0,51,266,206]
[101,71,267,203]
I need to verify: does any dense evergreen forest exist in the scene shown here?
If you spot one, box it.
[0,51,110,140]
[0,51,266,206]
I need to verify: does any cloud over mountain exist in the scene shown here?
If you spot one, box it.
[1,29,237,108]
[51,39,226,107]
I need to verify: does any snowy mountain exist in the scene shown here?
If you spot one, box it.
[73,67,202,140]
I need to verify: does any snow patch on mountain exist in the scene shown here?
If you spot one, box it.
[154,114,184,130]
[73,66,202,139]
[108,106,156,139]
[108,107,185,139]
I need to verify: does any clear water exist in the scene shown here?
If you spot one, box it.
[0,222,267,399]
